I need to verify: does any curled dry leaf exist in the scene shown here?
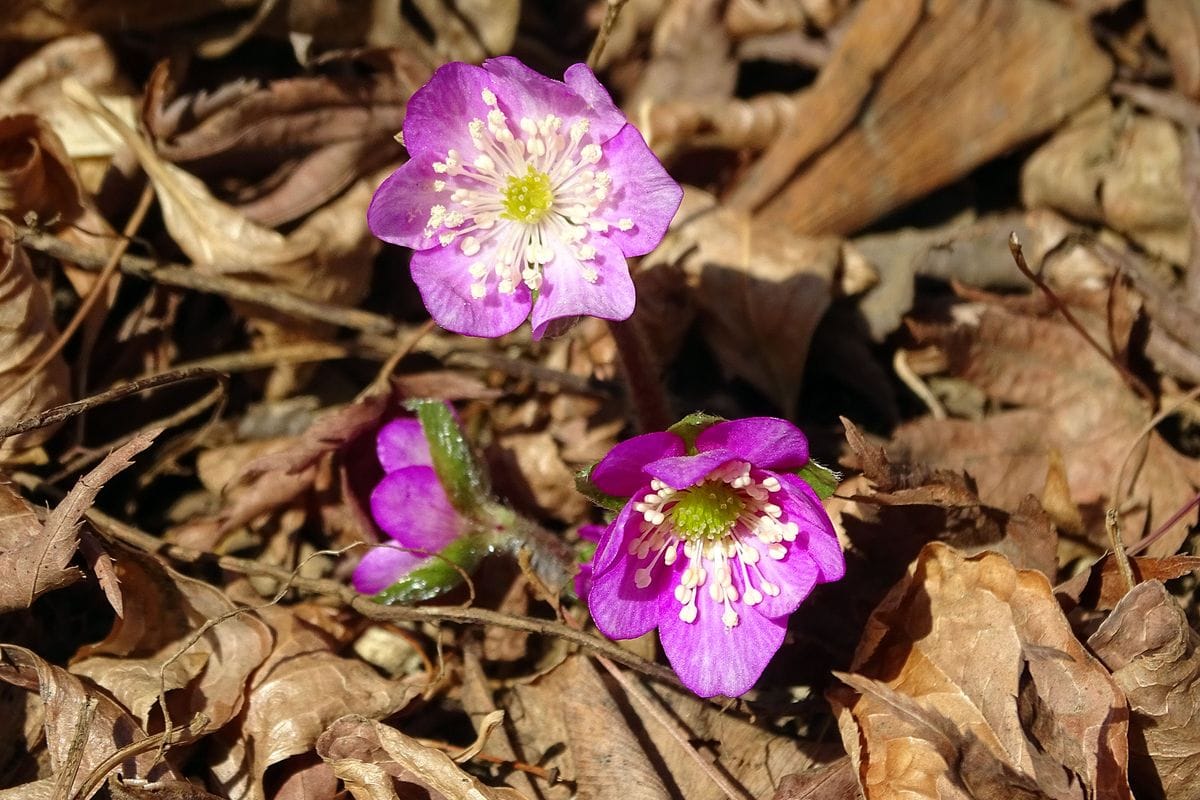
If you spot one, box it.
[316,714,530,800]
[890,299,1200,556]
[831,543,1131,800]
[0,222,70,461]
[1088,580,1200,800]
[1022,104,1190,265]
[1147,0,1200,99]
[0,480,80,612]
[0,114,84,223]
[0,645,178,800]
[210,605,420,800]
[71,547,273,732]
[1056,554,1200,613]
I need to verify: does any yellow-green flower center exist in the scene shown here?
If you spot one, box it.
[669,482,745,541]
[501,166,554,224]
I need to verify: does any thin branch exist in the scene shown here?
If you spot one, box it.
[586,0,631,69]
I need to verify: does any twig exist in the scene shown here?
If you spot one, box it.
[0,367,225,442]
[53,696,97,800]
[1008,233,1153,401]
[586,0,630,69]
[1104,509,1136,596]
[72,714,207,800]
[361,318,437,399]
[892,349,946,420]
[0,185,156,410]
[15,227,400,337]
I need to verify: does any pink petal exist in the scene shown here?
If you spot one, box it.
[353,545,426,594]
[776,473,846,583]
[695,418,809,472]
[403,62,494,157]
[530,233,635,339]
[643,448,737,491]
[409,240,533,338]
[658,603,788,698]
[588,552,680,640]
[590,432,685,497]
[366,150,445,250]
[563,63,629,141]
[737,536,819,620]
[595,124,683,257]
[376,418,432,473]
[369,466,463,549]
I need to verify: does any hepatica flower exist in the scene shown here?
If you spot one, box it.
[354,416,466,594]
[368,57,683,338]
[583,418,845,697]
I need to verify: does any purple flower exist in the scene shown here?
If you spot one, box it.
[573,524,606,599]
[353,417,466,594]
[368,57,683,339]
[584,418,845,697]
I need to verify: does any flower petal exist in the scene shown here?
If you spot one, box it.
[369,466,463,549]
[695,417,809,472]
[480,57,613,137]
[353,545,425,594]
[563,63,629,141]
[588,548,679,640]
[529,233,634,339]
[657,603,788,697]
[596,124,683,257]
[776,473,846,583]
[738,534,819,619]
[590,431,685,497]
[589,502,640,578]
[377,418,432,473]
[644,448,737,491]
[403,62,494,157]
[409,239,533,338]
[366,150,445,250]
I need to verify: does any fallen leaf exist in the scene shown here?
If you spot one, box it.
[1088,580,1200,799]
[772,758,863,800]
[831,543,1131,800]
[1056,554,1200,612]
[1147,0,1200,99]
[317,715,529,800]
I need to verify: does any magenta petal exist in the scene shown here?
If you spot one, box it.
[409,244,533,338]
[530,234,635,338]
[403,62,493,156]
[563,63,628,141]
[777,473,846,583]
[591,432,685,496]
[366,151,444,250]
[740,539,819,619]
[695,418,809,471]
[353,546,425,594]
[369,466,463,549]
[644,448,737,491]
[658,606,788,698]
[589,503,640,578]
[377,418,432,473]
[589,553,679,640]
[480,58,597,134]
[597,125,684,256]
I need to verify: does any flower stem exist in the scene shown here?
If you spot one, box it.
[608,317,672,432]
[586,0,630,70]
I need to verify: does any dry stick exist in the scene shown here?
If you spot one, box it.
[16,227,400,337]
[1104,509,1136,595]
[75,503,681,687]
[0,367,225,442]
[586,0,630,69]
[1008,233,1154,401]
[0,186,157,409]
[892,349,945,420]
[361,318,437,399]
[72,714,208,800]
[52,696,97,800]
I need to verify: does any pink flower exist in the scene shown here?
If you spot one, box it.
[368,57,683,339]
[353,417,466,594]
[584,418,845,697]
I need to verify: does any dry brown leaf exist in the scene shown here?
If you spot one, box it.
[831,543,1131,800]
[0,645,177,800]
[1022,104,1189,265]
[490,431,588,524]
[1147,0,1200,99]
[890,301,1200,556]
[0,114,85,223]
[743,0,1112,235]
[71,547,273,732]
[773,758,863,800]
[209,605,420,800]
[317,715,529,800]
[3,0,257,38]
[0,221,71,461]
[1088,580,1200,799]
[629,0,738,115]
[1056,554,1200,612]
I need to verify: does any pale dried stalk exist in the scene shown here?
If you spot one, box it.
[642,92,797,154]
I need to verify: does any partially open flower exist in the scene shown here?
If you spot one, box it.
[353,417,466,594]
[368,57,682,339]
[583,418,845,697]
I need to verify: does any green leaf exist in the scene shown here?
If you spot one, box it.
[796,458,840,501]
[405,399,490,516]
[574,465,628,513]
[372,534,498,605]
[667,412,725,452]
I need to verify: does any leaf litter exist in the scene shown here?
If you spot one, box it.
[1,1,1200,799]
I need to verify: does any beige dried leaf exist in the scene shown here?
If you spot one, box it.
[317,715,530,800]
[0,222,70,460]
[831,543,1131,800]
[3,0,259,39]
[1147,0,1200,98]
[72,547,273,731]
[1088,580,1200,799]
[0,645,178,800]
[0,480,80,611]
[209,605,420,800]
